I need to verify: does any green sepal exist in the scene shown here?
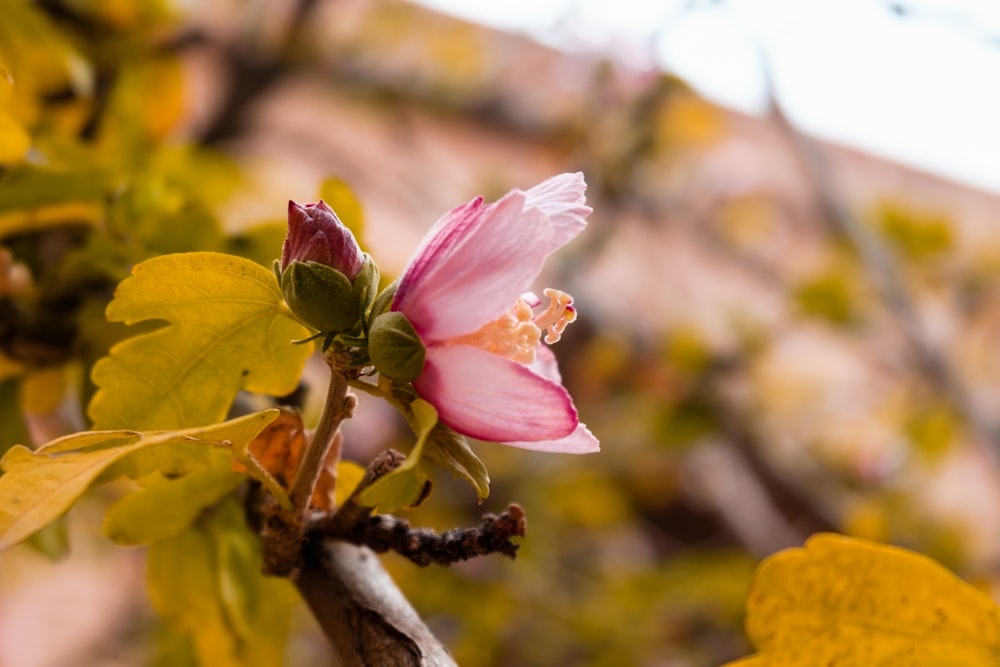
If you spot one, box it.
[368,311,426,382]
[353,254,380,318]
[370,277,400,320]
[280,260,358,334]
[424,424,490,502]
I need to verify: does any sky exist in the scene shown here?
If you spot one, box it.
[413,0,1000,195]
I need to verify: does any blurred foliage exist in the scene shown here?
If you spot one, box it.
[1,1,999,667]
[726,534,1000,666]
[875,200,954,262]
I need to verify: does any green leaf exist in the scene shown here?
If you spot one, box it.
[0,165,108,236]
[357,398,436,513]
[0,164,108,214]
[0,409,278,551]
[0,1,94,97]
[148,514,237,667]
[103,468,244,546]
[210,501,263,641]
[128,197,224,256]
[25,519,70,561]
[424,424,489,501]
[89,252,312,430]
[726,533,1000,667]
[148,498,298,667]
[226,223,288,268]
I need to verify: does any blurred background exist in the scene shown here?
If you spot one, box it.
[2,0,1000,665]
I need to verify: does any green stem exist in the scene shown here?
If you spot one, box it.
[346,377,385,400]
[288,367,352,512]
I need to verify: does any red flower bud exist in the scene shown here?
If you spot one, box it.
[282,200,364,280]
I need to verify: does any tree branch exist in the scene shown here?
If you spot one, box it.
[295,539,456,667]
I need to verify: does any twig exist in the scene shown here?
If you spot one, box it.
[288,369,354,510]
[338,505,526,567]
[262,363,355,576]
[757,48,1000,460]
[313,450,527,566]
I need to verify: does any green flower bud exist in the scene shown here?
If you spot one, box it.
[281,260,359,333]
[368,311,426,382]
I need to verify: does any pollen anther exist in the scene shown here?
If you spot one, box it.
[449,288,577,364]
[534,288,576,345]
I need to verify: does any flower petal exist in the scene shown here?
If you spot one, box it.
[529,344,563,384]
[394,193,553,342]
[415,345,577,442]
[504,423,600,454]
[522,172,591,252]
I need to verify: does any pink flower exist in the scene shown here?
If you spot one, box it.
[391,173,599,454]
[282,200,364,279]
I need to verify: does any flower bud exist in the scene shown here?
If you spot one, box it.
[368,311,426,382]
[280,200,379,335]
[281,200,364,279]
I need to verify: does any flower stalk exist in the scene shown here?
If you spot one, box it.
[288,362,356,513]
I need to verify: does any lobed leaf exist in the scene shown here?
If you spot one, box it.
[103,468,245,546]
[89,252,312,430]
[0,409,278,551]
[726,533,1000,667]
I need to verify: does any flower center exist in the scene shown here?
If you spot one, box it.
[450,288,576,364]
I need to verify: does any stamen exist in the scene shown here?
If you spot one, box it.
[448,289,577,364]
[533,288,576,344]
[450,298,541,364]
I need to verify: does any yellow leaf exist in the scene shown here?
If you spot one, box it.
[0,110,29,163]
[656,93,724,148]
[0,409,278,551]
[0,202,102,238]
[88,252,311,430]
[727,533,1000,667]
[148,499,298,667]
[102,468,244,546]
[319,176,365,243]
[148,517,241,667]
[333,460,366,508]
[123,57,187,140]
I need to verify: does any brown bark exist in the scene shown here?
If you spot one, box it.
[295,539,456,667]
